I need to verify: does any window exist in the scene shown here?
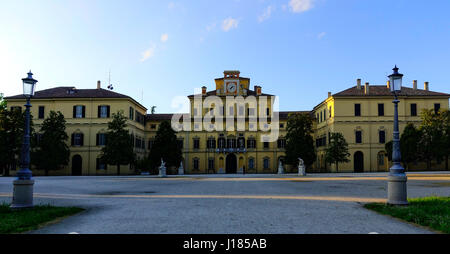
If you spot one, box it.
[73,105,85,118]
[248,108,255,116]
[72,133,84,146]
[193,158,199,170]
[323,109,326,121]
[96,158,107,170]
[208,158,215,170]
[320,111,323,122]
[218,137,226,148]
[98,105,110,118]
[329,106,332,118]
[355,131,362,144]
[263,158,270,169]
[434,103,440,114]
[410,104,417,116]
[229,106,234,116]
[129,107,134,120]
[193,108,198,116]
[277,139,286,149]
[227,138,236,148]
[239,106,244,116]
[150,124,157,129]
[280,123,284,128]
[247,139,256,149]
[96,133,107,146]
[354,104,361,116]
[378,104,384,116]
[248,158,255,169]
[193,139,200,149]
[266,108,270,116]
[210,108,214,116]
[378,153,385,166]
[263,142,269,149]
[207,138,216,149]
[237,137,245,149]
[379,130,385,144]
[38,106,45,119]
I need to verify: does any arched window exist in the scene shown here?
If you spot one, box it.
[263,158,270,169]
[193,158,200,171]
[248,157,255,169]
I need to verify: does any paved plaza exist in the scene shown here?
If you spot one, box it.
[0,172,449,234]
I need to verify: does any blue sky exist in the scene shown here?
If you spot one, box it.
[1,0,449,113]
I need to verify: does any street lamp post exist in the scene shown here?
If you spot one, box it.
[11,71,38,209]
[387,66,408,205]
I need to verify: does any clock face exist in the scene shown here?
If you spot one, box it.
[227,82,237,93]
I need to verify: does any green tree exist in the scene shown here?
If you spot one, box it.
[101,111,135,175]
[285,113,316,169]
[32,111,70,176]
[0,108,34,176]
[148,121,182,174]
[325,132,350,172]
[418,109,446,170]
[400,123,422,170]
[442,110,450,170]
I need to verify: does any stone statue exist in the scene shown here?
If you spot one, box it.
[178,161,184,175]
[159,158,167,177]
[298,157,306,176]
[277,160,284,174]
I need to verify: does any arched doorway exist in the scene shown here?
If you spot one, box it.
[226,154,237,174]
[354,151,364,173]
[72,155,82,176]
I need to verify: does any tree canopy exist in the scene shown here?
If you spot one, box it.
[325,132,350,172]
[148,121,182,173]
[284,113,316,168]
[101,111,135,175]
[31,111,70,176]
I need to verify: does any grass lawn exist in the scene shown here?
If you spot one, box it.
[364,196,450,234]
[0,203,84,234]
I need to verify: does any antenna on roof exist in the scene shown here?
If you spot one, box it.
[107,69,114,90]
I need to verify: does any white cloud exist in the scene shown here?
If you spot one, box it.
[318,32,326,39]
[160,34,169,43]
[258,6,274,23]
[222,17,239,32]
[289,0,314,13]
[140,44,156,62]
[168,2,176,9]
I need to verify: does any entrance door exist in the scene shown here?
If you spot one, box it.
[226,154,237,174]
[354,151,364,173]
[72,155,82,176]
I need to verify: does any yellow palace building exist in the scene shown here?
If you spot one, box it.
[4,71,449,176]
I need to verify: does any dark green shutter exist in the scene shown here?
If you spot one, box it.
[107,106,110,118]
[98,106,101,118]
[82,106,86,118]
[73,106,76,118]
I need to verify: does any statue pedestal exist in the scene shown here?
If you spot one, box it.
[237,168,243,174]
[277,164,284,174]
[159,166,167,178]
[298,166,306,176]
[11,179,35,209]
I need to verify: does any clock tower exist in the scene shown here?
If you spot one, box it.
[216,70,250,96]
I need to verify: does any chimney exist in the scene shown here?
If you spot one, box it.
[97,80,101,89]
[424,82,429,91]
[364,82,370,95]
[202,86,207,95]
[256,86,261,96]
[356,79,361,89]
[413,80,417,90]
[386,80,390,89]
[328,92,332,98]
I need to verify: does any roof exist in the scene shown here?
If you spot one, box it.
[333,85,450,97]
[5,86,147,110]
[146,113,174,121]
[278,111,311,120]
[188,89,274,98]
